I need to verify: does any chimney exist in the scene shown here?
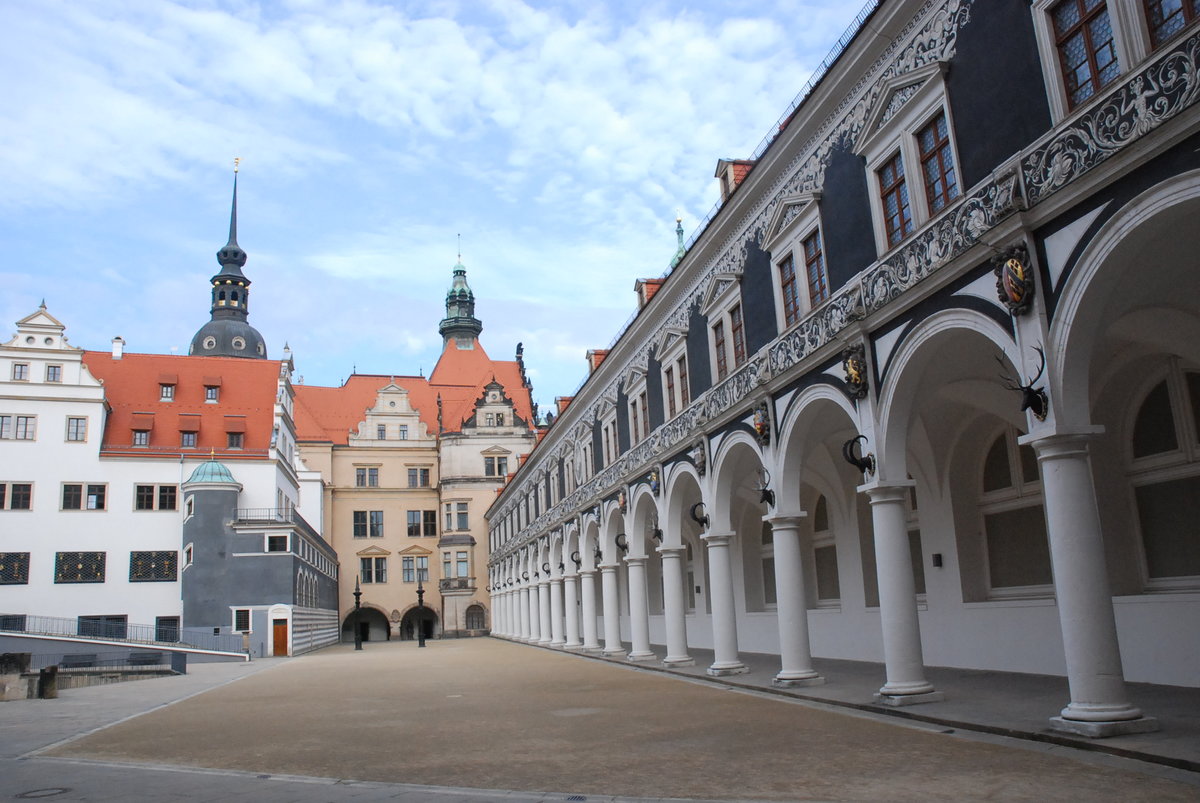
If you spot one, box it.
[555,396,574,416]
[586,349,609,373]
[111,336,125,359]
[714,158,757,202]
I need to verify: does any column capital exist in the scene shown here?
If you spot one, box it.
[764,513,807,530]
[656,544,687,557]
[578,568,597,577]
[862,482,913,504]
[623,555,648,567]
[549,576,564,586]
[598,562,621,572]
[702,529,735,547]
[1020,426,1105,459]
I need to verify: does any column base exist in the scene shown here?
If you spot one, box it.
[550,639,566,648]
[1050,715,1160,738]
[874,690,945,707]
[601,648,627,658]
[773,673,825,688]
[563,642,584,651]
[627,651,657,663]
[581,644,604,653]
[537,638,553,646]
[707,662,749,677]
[662,656,695,667]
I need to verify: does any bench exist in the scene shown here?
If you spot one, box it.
[59,654,96,669]
[128,651,164,666]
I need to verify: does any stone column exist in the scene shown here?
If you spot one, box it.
[579,569,601,651]
[658,545,693,666]
[519,586,531,641]
[549,576,566,647]
[624,556,656,662]
[537,579,552,645]
[868,484,942,705]
[1032,433,1157,736]
[599,562,626,657]
[702,530,747,676]
[767,515,823,686]
[563,572,582,649]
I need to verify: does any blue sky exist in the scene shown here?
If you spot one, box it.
[2,0,868,413]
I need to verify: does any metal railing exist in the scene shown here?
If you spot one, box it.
[0,613,244,653]
[439,577,475,592]
[235,507,322,543]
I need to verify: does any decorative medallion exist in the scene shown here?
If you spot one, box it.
[692,440,707,476]
[752,401,771,447]
[841,343,869,400]
[618,489,627,513]
[648,468,660,496]
[992,244,1034,315]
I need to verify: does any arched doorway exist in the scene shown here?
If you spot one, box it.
[465,604,486,631]
[340,607,390,643]
[400,606,439,641]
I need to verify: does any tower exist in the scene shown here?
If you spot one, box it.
[437,261,484,349]
[189,162,268,359]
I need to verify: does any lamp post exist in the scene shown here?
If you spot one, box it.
[416,574,427,648]
[353,575,363,651]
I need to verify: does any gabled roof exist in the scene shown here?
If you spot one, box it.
[82,351,283,459]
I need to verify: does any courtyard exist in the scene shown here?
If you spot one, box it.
[1,638,1196,801]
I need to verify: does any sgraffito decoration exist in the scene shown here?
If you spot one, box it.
[992,244,1034,315]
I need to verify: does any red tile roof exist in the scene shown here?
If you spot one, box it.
[293,338,536,446]
[82,351,283,459]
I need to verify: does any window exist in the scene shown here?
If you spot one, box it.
[135,485,155,510]
[1052,0,1120,108]
[442,551,451,578]
[761,522,776,607]
[408,510,422,537]
[399,425,408,440]
[234,609,251,632]
[878,152,912,247]
[66,417,87,442]
[665,365,678,418]
[456,502,469,531]
[181,431,197,448]
[361,556,387,583]
[445,502,468,531]
[408,468,430,487]
[485,413,495,426]
[1145,0,1200,48]
[0,552,30,584]
[133,430,149,447]
[12,363,29,381]
[485,456,509,477]
[1,482,32,510]
[353,511,368,538]
[129,551,178,582]
[712,320,728,381]
[160,384,175,401]
[402,555,429,583]
[45,364,62,383]
[779,254,801,327]
[63,483,106,511]
[402,556,414,582]
[417,555,428,581]
[156,616,180,642]
[811,495,841,605]
[78,615,126,639]
[423,509,437,536]
[457,551,469,578]
[355,467,379,487]
[802,231,829,307]
[13,416,36,440]
[369,510,383,538]
[159,485,177,510]
[730,304,747,369]
[917,112,958,213]
[227,432,243,449]
[267,535,289,552]
[377,424,386,439]
[981,430,1052,594]
[1128,366,1200,584]
[678,358,689,407]
[205,386,219,402]
[55,551,105,583]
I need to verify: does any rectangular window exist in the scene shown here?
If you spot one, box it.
[456,551,469,578]
[985,505,1053,589]
[8,483,31,510]
[399,425,408,440]
[665,366,677,418]
[456,502,469,531]
[356,467,367,487]
[484,456,509,477]
[227,432,243,449]
[181,431,197,448]
[374,556,387,583]
[12,363,29,381]
[713,320,728,381]
[129,550,178,582]
[45,365,62,383]
[779,254,801,326]
[878,152,912,247]
[67,417,87,442]
[14,416,36,440]
[918,111,959,213]
[361,557,374,583]
[160,384,175,401]
[234,609,251,632]
[408,468,430,487]
[444,503,453,530]
[1053,0,1120,108]
[159,485,177,510]
[369,510,383,538]
[417,555,428,582]
[1145,0,1199,48]
[133,430,149,447]
[377,424,386,439]
[353,510,367,538]
[639,391,649,442]
[0,416,9,439]
[442,551,451,578]
[205,386,219,402]
[267,535,288,552]
[423,509,437,536]
[63,484,82,510]
[407,510,421,537]
[87,484,106,510]
[78,615,126,639]
[135,485,156,510]
[368,467,378,487]
[402,556,415,582]
[629,399,640,444]
[678,358,689,407]
[156,616,180,642]
[54,551,106,583]
[0,552,31,584]
[730,304,747,368]
[814,544,841,601]
[802,231,829,306]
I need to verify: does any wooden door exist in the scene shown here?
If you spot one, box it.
[272,619,288,656]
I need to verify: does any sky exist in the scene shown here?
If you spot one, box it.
[1,0,870,415]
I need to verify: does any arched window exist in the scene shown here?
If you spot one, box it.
[811,494,841,605]
[1129,365,1200,585]
[465,604,486,631]
[217,290,226,306]
[980,429,1051,595]
[230,291,239,306]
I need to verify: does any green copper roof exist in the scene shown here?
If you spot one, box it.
[186,458,237,485]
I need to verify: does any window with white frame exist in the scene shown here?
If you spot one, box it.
[62,483,106,511]
[810,494,841,605]
[855,62,962,255]
[66,417,87,442]
[1144,0,1200,49]
[0,415,37,440]
[765,191,828,331]
[0,482,33,510]
[160,383,175,401]
[11,363,29,381]
[360,556,387,583]
[45,364,62,383]
[656,327,690,421]
[980,429,1052,596]
[700,273,746,384]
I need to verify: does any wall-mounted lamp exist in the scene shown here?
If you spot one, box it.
[542,562,551,575]
[571,550,581,567]
[615,533,628,553]
[522,571,529,581]
[689,502,709,529]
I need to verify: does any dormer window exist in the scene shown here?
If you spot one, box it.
[205,386,219,403]
[160,384,175,401]
[133,430,149,447]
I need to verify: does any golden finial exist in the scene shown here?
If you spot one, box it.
[210,447,216,459]
[233,157,241,174]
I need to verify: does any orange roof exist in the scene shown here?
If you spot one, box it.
[293,338,536,446]
[82,351,282,459]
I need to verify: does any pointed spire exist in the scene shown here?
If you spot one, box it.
[216,158,247,272]
[670,213,687,268]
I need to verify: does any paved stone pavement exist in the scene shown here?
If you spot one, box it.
[1,638,1197,802]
